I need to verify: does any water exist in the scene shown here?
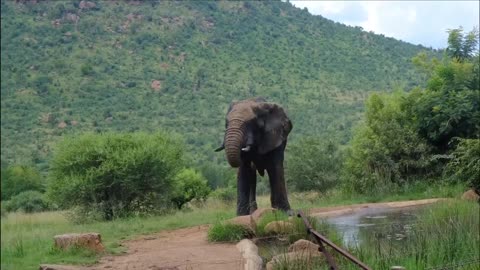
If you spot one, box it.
[324,206,427,248]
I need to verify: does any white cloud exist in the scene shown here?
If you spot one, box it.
[291,1,479,48]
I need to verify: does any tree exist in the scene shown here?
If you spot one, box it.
[286,137,342,192]
[1,165,43,201]
[446,27,479,61]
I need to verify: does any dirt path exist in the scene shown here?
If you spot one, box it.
[42,198,445,270]
[86,225,243,270]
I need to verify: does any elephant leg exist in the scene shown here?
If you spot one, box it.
[249,172,258,214]
[266,148,291,212]
[237,163,255,215]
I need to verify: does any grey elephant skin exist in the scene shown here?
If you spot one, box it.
[216,97,292,216]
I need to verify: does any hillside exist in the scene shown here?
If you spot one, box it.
[0,0,439,171]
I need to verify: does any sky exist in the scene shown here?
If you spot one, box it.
[291,1,479,49]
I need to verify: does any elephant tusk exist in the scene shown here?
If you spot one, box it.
[214,145,225,152]
[241,145,251,152]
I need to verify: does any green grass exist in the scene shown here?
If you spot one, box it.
[0,183,467,270]
[207,223,252,242]
[1,201,235,270]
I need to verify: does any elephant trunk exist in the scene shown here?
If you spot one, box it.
[224,119,246,168]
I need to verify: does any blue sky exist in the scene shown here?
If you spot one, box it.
[291,1,479,49]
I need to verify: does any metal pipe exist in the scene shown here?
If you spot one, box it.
[297,210,372,270]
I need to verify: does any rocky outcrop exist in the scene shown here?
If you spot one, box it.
[236,239,263,270]
[151,80,162,91]
[264,221,294,235]
[54,233,104,252]
[79,1,96,9]
[461,189,480,202]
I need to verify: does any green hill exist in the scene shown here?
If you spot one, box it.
[0,0,439,171]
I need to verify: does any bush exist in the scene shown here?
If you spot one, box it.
[445,138,480,192]
[1,165,43,201]
[171,168,211,209]
[198,163,236,189]
[4,191,49,213]
[286,137,343,192]
[47,132,185,220]
[210,187,236,203]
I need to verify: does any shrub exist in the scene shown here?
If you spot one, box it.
[4,191,49,213]
[210,187,236,203]
[286,137,343,192]
[47,132,184,220]
[445,138,480,192]
[171,168,211,209]
[1,165,43,201]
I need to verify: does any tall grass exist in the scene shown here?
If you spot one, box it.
[1,202,234,270]
[274,200,479,270]
[1,184,467,270]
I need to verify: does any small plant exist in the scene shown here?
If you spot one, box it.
[207,223,252,242]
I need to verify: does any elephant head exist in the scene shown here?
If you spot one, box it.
[216,98,293,167]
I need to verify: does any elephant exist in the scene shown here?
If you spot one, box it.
[215,97,292,216]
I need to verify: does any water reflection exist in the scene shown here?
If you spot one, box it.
[324,206,426,248]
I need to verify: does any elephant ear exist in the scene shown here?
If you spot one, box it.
[254,102,292,154]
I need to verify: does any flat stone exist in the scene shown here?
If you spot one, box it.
[225,215,255,233]
[54,233,104,252]
[39,264,81,270]
[236,239,263,270]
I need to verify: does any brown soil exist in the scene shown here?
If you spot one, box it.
[51,198,444,270]
[84,225,243,270]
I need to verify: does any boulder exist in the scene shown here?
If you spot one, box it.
[288,239,320,253]
[151,80,162,91]
[79,1,96,9]
[236,239,263,270]
[462,189,480,201]
[57,121,67,129]
[250,208,276,223]
[226,215,255,233]
[266,250,324,270]
[54,233,104,252]
[264,221,294,235]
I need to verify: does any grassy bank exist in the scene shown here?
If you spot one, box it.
[0,183,467,269]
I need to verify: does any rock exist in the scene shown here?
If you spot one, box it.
[40,113,54,123]
[226,215,255,233]
[288,239,320,253]
[57,121,67,129]
[264,221,294,235]
[39,264,79,270]
[65,13,79,23]
[461,189,480,201]
[79,1,96,9]
[54,233,105,252]
[70,120,78,126]
[236,239,263,270]
[250,208,276,223]
[151,80,162,91]
[266,251,324,270]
